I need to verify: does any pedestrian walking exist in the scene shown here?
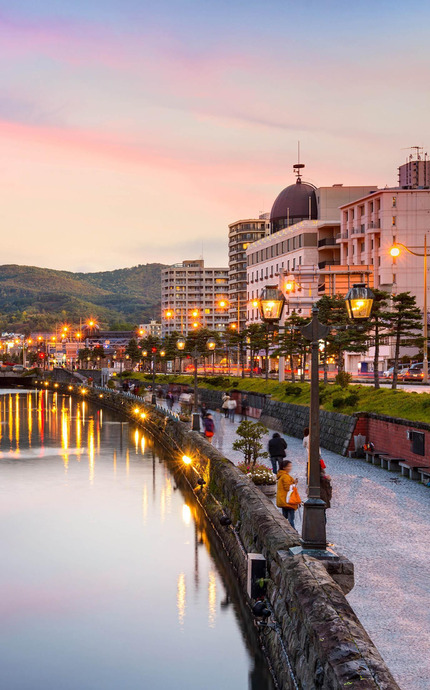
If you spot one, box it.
[302,427,309,459]
[241,396,249,420]
[221,393,230,418]
[203,413,215,444]
[213,409,225,450]
[227,397,237,422]
[166,392,174,410]
[276,460,300,529]
[268,432,287,474]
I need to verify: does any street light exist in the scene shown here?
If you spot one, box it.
[345,283,374,321]
[254,286,285,381]
[389,239,429,383]
[297,290,373,553]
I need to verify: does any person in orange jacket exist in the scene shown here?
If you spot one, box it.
[276,460,299,529]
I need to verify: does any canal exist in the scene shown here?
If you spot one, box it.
[0,390,274,690]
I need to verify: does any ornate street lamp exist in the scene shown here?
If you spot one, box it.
[255,286,285,380]
[345,283,374,321]
[257,286,285,323]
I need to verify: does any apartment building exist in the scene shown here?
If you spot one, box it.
[161,260,229,336]
[228,216,268,330]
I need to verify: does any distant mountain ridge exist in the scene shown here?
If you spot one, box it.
[0,263,166,331]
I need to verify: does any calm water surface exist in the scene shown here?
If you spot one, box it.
[0,390,274,690]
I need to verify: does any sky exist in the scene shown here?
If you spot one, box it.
[1,0,429,272]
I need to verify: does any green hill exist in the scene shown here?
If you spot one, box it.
[0,263,166,331]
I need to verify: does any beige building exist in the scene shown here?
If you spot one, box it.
[161,259,229,336]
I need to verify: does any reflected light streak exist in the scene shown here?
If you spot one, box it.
[76,407,81,454]
[15,394,20,450]
[182,504,191,525]
[99,408,103,429]
[141,436,146,454]
[88,418,95,483]
[208,571,217,629]
[113,449,117,475]
[177,573,186,627]
[126,448,130,476]
[38,391,44,444]
[81,401,86,426]
[8,395,13,444]
[134,428,139,453]
[160,486,166,523]
[61,408,69,469]
[27,394,33,446]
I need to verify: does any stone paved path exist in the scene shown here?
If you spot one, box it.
[160,402,429,690]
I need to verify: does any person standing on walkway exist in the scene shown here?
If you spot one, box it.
[268,432,287,474]
[276,460,299,529]
[203,413,215,444]
[320,471,332,523]
[302,427,309,459]
[221,393,230,418]
[241,396,249,420]
[228,397,237,422]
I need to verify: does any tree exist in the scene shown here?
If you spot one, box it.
[92,345,105,367]
[364,289,391,389]
[232,421,269,466]
[77,347,92,366]
[274,312,308,382]
[386,292,422,389]
[244,324,267,378]
[317,295,369,374]
[125,338,141,366]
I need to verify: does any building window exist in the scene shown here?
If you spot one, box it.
[361,242,365,252]
[276,263,278,273]
[292,258,296,270]
[392,216,396,226]
[299,255,302,265]
[392,196,397,208]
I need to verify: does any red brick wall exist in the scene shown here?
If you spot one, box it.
[350,415,430,462]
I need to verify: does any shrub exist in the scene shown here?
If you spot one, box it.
[332,395,346,408]
[332,392,359,409]
[106,379,116,389]
[201,376,230,387]
[335,371,352,388]
[283,383,302,396]
[232,420,268,466]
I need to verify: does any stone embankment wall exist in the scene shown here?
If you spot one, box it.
[39,381,399,690]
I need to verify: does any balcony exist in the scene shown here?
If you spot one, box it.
[318,237,338,248]
[351,226,365,235]
[318,261,341,269]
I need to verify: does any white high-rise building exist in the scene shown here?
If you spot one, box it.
[161,259,229,336]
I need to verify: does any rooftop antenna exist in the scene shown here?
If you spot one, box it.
[293,140,305,183]
[401,145,424,161]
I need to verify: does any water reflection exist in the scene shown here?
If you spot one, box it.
[0,391,274,690]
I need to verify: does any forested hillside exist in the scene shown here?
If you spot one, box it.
[0,263,166,331]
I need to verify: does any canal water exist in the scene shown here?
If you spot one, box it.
[0,390,274,690]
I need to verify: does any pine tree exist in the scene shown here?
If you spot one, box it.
[365,289,391,389]
[386,292,423,390]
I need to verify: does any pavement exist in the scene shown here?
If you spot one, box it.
[159,399,429,690]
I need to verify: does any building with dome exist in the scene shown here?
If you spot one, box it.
[246,162,377,324]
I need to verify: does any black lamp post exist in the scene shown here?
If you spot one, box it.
[255,286,285,381]
[207,337,216,375]
[294,285,374,554]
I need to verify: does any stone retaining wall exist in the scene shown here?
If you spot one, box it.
[259,399,357,456]
[39,381,399,690]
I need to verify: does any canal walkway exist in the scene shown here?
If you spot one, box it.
[159,400,429,690]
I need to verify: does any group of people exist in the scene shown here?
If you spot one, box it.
[270,428,333,530]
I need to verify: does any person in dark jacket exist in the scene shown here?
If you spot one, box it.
[268,432,287,474]
[320,472,332,523]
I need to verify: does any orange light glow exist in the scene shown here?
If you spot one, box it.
[390,246,400,258]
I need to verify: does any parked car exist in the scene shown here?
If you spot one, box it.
[12,365,27,373]
[382,365,409,379]
[404,362,424,381]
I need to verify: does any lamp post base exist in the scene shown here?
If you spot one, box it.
[301,498,327,550]
[151,394,157,405]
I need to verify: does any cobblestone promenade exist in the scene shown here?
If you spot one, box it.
[163,401,429,690]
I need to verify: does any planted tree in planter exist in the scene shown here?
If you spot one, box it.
[233,420,268,466]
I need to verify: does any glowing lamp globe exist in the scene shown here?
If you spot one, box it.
[176,337,186,351]
[207,338,216,351]
[258,286,285,323]
[345,283,374,320]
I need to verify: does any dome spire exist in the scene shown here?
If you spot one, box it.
[293,140,305,184]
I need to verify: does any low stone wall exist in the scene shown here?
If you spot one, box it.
[40,381,399,690]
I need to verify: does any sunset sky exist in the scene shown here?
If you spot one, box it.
[1,1,429,271]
